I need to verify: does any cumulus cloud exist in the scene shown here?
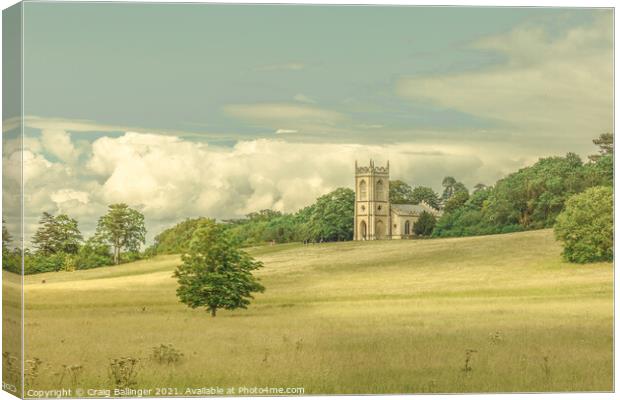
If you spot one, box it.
[10,130,532,245]
[396,14,613,145]
[41,129,79,163]
[11,16,611,245]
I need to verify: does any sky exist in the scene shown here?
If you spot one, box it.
[2,3,614,244]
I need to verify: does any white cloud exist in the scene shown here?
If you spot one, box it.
[396,14,613,143]
[13,130,532,245]
[41,129,79,163]
[51,189,90,205]
[275,129,298,134]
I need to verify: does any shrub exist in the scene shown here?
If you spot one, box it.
[2,249,21,274]
[108,357,139,389]
[120,251,142,264]
[150,344,184,365]
[25,253,68,274]
[413,211,436,236]
[75,239,112,270]
[554,186,613,263]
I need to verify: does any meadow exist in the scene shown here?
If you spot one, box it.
[6,229,613,394]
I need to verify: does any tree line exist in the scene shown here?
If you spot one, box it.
[149,187,356,255]
[3,134,612,274]
[136,133,615,262]
[432,133,613,262]
[3,203,146,274]
[432,134,612,237]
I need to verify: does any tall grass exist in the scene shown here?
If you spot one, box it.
[12,229,612,394]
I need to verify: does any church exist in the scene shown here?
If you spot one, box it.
[354,160,441,240]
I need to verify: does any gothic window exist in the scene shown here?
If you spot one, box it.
[360,220,367,240]
[404,220,410,235]
[376,180,384,201]
[359,180,367,200]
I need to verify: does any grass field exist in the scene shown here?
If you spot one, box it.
[7,229,614,394]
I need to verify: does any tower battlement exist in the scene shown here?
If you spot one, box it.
[355,159,389,175]
[354,159,390,241]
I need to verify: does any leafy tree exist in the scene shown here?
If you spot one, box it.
[411,186,441,209]
[223,210,288,246]
[95,204,146,265]
[389,181,441,209]
[174,220,265,317]
[473,183,487,193]
[152,217,212,255]
[453,182,468,194]
[554,186,613,263]
[389,180,415,204]
[32,212,57,255]
[443,190,470,213]
[306,188,355,241]
[583,153,613,188]
[413,211,436,236]
[76,237,113,269]
[2,219,12,254]
[589,133,613,162]
[25,252,68,274]
[441,177,468,203]
[54,214,83,254]
[32,212,82,255]
[441,176,457,201]
[262,214,298,243]
[2,220,20,274]
[485,153,585,229]
[245,209,283,222]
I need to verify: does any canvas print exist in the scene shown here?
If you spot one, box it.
[1,3,614,398]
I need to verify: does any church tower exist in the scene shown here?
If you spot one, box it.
[354,160,390,240]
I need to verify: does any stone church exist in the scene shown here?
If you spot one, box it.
[354,160,441,240]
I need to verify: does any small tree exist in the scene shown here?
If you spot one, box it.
[411,186,441,209]
[54,214,83,254]
[413,211,436,236]
[554,186,613,263]
[589,133,613,162]
[306,188,355,242]
[32,212,82,255]
[441,176,457,201]
[2,219,12,254]
[473,183,487,193]
[32,212,58,255]
[443,190,470,213]
[96,204,146,265]
[389,180,414,204]
[174,220,265,317]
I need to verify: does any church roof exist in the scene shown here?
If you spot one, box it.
[391,203,440,216]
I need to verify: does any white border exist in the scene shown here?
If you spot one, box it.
[0,2,616,400]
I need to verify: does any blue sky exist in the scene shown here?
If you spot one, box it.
[21,5,599,141]
[3,4,613,242]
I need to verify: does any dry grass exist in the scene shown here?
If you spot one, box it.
[8,229,612,394]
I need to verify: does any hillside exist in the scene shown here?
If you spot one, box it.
[12,229,613,393]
